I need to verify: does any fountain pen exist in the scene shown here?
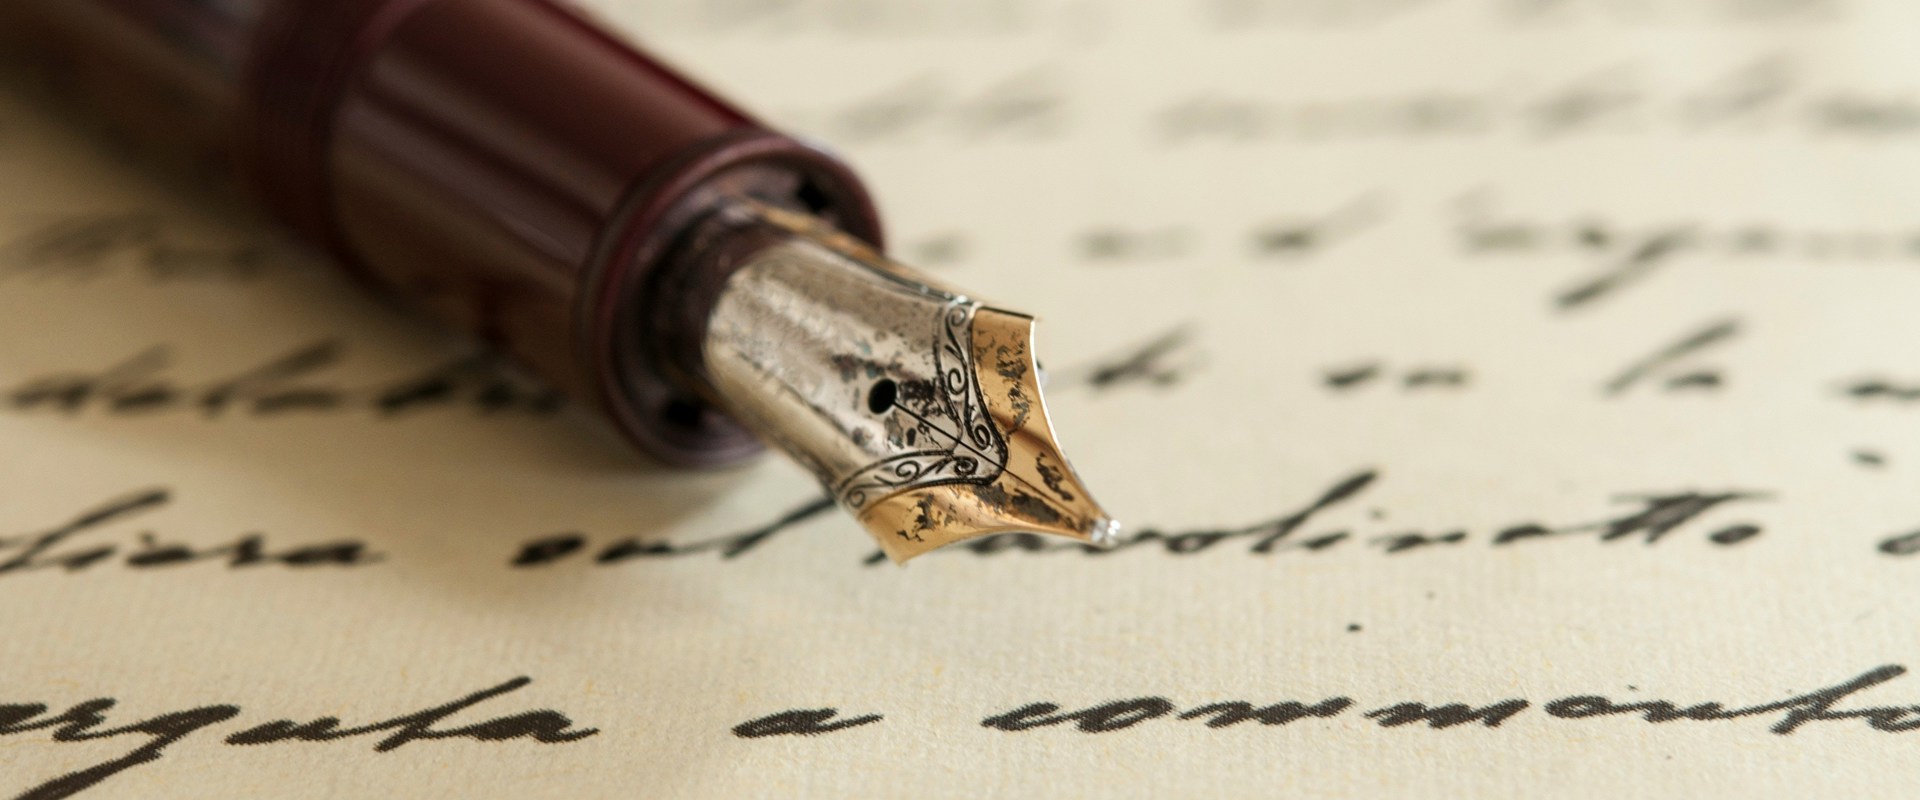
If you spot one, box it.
[0,0,1118,562]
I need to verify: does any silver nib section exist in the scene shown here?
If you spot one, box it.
[699,203,1117,562]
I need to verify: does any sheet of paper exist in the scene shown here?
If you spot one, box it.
[6,0,1920,796]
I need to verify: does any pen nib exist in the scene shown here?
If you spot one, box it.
[856,309,1119,562]
[698,205,1117,563]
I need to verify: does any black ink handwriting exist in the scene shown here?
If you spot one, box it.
[1323,361,1471,392]
[510,496,836,567]
[1051,325,1202,393]
[0,488,382,577]
[1603,317,1740,395]
[861,469,1767,564]
[3,677,596,799]
[968,665,1918,737]
[731,708,884,738]
[5,342,563,418]
[0,213,281,283]
[741,665,1920,746]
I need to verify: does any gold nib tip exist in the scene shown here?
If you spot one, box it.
[1088,516,1122,549]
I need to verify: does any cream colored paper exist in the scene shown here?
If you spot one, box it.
[6,0,1920,797]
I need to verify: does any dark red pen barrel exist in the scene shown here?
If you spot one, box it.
[0,0,883,466]
[0,1,260,180]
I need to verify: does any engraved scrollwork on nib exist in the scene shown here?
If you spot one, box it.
[855,308,1118,563]
[699,208,1115,562]
[833,301,1008,513]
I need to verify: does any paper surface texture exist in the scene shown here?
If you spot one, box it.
[5,0,1920,796]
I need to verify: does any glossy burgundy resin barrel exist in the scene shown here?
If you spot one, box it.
[0,0,884,465]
